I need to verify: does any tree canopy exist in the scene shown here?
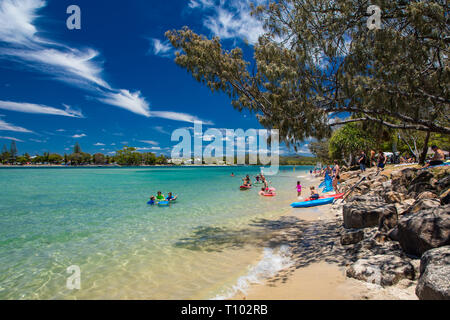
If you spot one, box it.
[166,0,449,148]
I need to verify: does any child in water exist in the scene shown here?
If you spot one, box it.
[166,192,176,201]
[156,191,165,201]
[296,181,302,197]
[148,196,156,205]
[310,186,319,200]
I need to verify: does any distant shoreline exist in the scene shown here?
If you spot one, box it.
[0,164,314,169]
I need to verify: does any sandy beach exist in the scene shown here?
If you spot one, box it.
[230,173,420,300]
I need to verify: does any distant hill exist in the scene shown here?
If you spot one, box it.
[279,155,317,166]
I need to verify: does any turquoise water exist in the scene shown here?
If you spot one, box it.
[0,166,312,299]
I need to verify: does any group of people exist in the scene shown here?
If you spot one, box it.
[239,173,270,189]
[357,145,446,172]
[358,150,387,173]
[148,191,177,205]
[310,161,341,193]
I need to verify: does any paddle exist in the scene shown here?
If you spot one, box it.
[334,176,367,204]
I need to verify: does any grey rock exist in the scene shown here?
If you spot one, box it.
[346,254,416,286]
[410,171,434,186]
[440,188,450,205]
[341,230,364,245]
[416,246,450,300]
[436,175,450,192]
[343,202,396,229]
[397,205,450,257]
[402,199,441,216]
[378,209,398,232]
[417,191,438,200]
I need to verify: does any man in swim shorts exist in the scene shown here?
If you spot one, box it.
[377,150,387,173]
[358,151,367,172]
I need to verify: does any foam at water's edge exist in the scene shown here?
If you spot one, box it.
[211,245,293,300]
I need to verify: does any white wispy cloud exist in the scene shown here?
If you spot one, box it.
[0,0,151,117]
[0,136,24,142]
[0,0,45,45]
[0,100,83,117]
[190,0,267,45]
[94,142,105,146]
[188,0,213,9]
[136,146,161,151]
[98,90,150,117]
[0,118,33,133]
[151,111,214,125]
[72,133,86,138]
[148,38,173,58]
[153,126,170,135]
[139,140,159,146]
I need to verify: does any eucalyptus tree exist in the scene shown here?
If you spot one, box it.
[10,140,18,161]
[166,0,449,151]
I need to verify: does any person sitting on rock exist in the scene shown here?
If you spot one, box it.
[423,145,445,168]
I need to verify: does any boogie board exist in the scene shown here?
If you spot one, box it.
[290,197,334,208]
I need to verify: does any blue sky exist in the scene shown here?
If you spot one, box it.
[0,0,313,156]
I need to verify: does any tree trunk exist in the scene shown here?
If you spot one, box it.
[419,131,431,165]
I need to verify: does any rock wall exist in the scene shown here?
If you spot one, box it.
[338,166,450,300]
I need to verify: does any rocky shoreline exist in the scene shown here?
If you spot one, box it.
[338,165,450,300]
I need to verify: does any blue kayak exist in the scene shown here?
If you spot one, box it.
[291,197,334,208]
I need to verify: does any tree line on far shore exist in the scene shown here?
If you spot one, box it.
[0,142,168,166]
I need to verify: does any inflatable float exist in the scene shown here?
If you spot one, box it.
[240,185,252,190]
[259,191,276,197]
[291,197,334,208]
[157,201,170,207]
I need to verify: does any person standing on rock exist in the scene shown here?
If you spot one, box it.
[377,150,387,173]
[370,150,376,167]
[358,151,367,172]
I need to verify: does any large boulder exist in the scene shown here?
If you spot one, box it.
[407,171,437,196]
[347,194,384,203]
[407,182,436,196]
[402,198,441,216]
[410,171,434,186]
[436,175,450,192]
[395,199,416,216]
[391,168,418,187]
[384,191,406,204]
[397,205,450,257]
[346,254,416,286]
[378,209,398,232]
[341,230,364,245]
[417,191,438,200]
[416,246,450,300]
[343,202,397,229]
[441,188,450,205]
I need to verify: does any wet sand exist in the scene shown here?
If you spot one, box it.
[230,175,418,300]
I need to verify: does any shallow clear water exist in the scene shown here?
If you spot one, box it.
[0,166,313,299]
